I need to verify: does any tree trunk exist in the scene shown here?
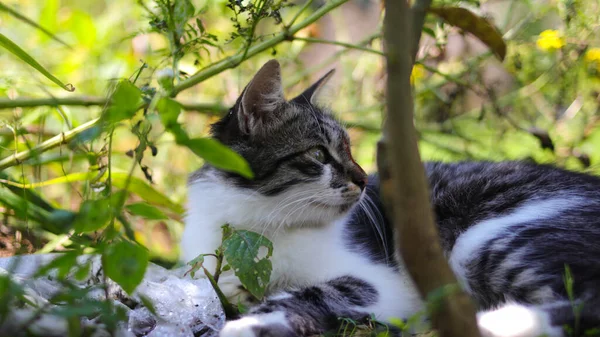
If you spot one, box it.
[377,1,481,336]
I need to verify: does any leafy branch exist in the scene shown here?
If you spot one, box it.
[186,225,274,319]
[170,0,349,96]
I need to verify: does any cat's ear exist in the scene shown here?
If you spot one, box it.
[291,69,335,105]
[238,59,285,135]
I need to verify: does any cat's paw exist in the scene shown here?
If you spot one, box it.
[477,303,563,337]
[219,274,259,308]
[219,312,296,337]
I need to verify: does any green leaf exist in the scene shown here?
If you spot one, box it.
[185,254,205,278]
[428,7,506,61]
[183,138,253,179]
[0,33,74,91]
[104,81,142,124]
[174,0,195,35]
[69,10,97,48]
[222,229,273,299]
[0,171,54,211]
[1,171,183,216]
[421,26,436,38]
[102,240,149,294]
[111,173,184,215]
[47,210,77,231]
[73,260,91,281]
[156,97,189,143]
[156,97,181,127]
[73,198,112,233]
[139,295,158,317]
[126,202,168,220]
[35,251,79,279]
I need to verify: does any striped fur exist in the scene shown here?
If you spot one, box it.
[181,60,600,337]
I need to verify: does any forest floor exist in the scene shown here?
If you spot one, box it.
[0,224,43,257]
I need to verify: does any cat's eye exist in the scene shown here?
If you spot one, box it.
[307,148,326,163]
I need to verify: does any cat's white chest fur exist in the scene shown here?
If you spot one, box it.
[181,179,424,320]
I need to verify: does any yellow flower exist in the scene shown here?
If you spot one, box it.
[585,48,600,62]
[585,47,600,73]
[410,64,425,84]
[536,30,565,51]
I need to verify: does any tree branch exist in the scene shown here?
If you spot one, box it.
[170,0,350,96]
[410,0,433,62]
[292,36,385,56]
[0,118,99,171]
[0,96,106,109]
[0,96,227,114]
[378,0,481,337]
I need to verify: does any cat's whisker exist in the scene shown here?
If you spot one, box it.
[359,194,390,265]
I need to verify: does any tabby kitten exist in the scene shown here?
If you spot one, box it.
[181,60,600,337]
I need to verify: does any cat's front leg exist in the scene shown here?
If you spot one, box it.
[217,272,259,309]
[219,276,378,337]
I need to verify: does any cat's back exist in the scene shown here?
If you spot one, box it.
[424,161,600,250]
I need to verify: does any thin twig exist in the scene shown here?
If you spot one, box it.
[0,118,99,171]
[410,0,433,62]
[286,0,314,28]
[170,0,350,96]
[293,36,385,56]
[0,96,106,109]
[0,96,227,113]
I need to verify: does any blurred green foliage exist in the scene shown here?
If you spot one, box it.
[0,1,598,333]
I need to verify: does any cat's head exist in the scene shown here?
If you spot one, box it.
[196,60,367,227]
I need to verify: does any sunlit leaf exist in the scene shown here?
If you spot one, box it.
[38,0,59,42]
[111,173,184,215]
[156,97,189,143]
[70,10,97,48]
[0,33,74,91]
[102,239,148,294]
[0,172,54,211]
[126,202,168,220]
[428,7,506,61]
[73,198,112,233]
[183,138,254,179]
[156,97,181,127]
[222,229,273,299]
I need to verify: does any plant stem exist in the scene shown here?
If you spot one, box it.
[410,0,432,62]
[0,118,100,171]
[213,249,224,283]
[0,96,226,113]
[286,0,314,28]
[203,266,238,319]
[170,0,350,96]
[293,36,385,56]
[0,96,106,109]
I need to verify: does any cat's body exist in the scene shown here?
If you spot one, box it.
[181,60,600,337]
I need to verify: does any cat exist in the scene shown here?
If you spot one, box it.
[180,59,600,337]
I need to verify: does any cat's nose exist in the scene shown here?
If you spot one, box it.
[350,171,368,191]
